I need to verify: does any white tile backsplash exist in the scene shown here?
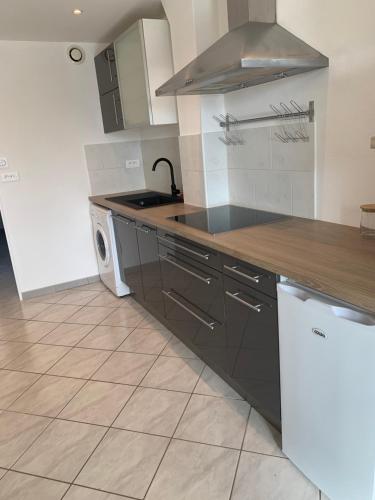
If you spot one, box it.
[205,169,229,207]
[181,169,206,207]
[228,127,271,170]
[85,137,182,197]
[271,124,315,171]
[202,132,227,172]
[178,135,203,172]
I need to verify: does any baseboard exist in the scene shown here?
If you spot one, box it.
[21,275,101,300]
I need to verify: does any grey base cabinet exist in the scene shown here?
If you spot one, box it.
[113,214,281,429]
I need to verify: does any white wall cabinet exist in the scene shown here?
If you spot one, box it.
[115,19,177,129]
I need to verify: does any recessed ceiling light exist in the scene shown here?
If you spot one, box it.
[73,8,83,15]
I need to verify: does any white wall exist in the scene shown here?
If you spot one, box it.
[0,41,110,294]
[225,0,375,226]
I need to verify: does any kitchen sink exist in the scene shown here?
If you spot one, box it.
[106,191,183,210]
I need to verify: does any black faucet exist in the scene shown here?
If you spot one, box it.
[152,158,181,199]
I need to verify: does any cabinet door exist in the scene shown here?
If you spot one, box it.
[115,22,150,127]
[112,215,144,300]
[95,44,118,95]
[99,89,124,133]
[224,275,281,428]
[136,222,164,317]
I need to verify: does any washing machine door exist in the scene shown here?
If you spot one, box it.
[95,224,110,267]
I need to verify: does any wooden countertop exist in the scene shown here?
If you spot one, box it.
[90,191,375,314]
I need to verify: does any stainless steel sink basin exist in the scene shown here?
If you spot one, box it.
[106,191,183,210]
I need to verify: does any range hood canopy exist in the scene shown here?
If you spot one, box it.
[156,0,329,96]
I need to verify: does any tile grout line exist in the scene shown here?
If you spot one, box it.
[228,406,253,500]
[142,359,206,499]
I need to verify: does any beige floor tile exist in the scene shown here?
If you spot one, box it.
[77,325,133,350]
[64,485,131,499]
[14,419,106,482]
[76,282,108,292]
[0,318,20,327]
[161,335,198,359]
[146,439,239,500]
[141,356,204,393]
[0,470,69,500]
[0,319,28,339]
[60,381,135,426]
[27,290,69,304]
[194,365,243,399]
[231,452,319,500]
[0,468,6,480]
[0,411,50,468]
[0,321,57,343]
[76,428,169,498]
[0,370,40,408]
[138,314,169,331]
[0,302,51,320]
[101,308,144,328]
[117,327,171,355]
[39,323,95,347]
[10,375,85,417]
[0,341,32,368]
[48,348,111,379]
[66,306,114,325]
[175,394,250,449]
[114,387,189,437]
[4,344,70,373]
[87,292,126,308]
[34,304,82,323]
[58,290,101,306]
[93,351,156,385]
[243,408,283,457]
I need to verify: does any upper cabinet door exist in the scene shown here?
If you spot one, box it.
[94,44,118,95]
[115,19,177,128]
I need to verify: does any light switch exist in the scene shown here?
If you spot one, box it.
[1,171,19,183]
[0,158,8,168]
[126,159,140,169]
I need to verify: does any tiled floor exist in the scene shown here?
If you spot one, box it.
[0,231,325,499]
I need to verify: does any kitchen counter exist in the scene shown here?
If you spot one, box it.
[90,192,375,314]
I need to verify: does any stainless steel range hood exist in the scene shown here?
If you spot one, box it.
[156,0,329,96]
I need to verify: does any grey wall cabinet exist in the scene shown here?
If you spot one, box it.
[95,44,118,95]
[95,44,124,133]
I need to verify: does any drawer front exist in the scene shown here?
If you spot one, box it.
[224,275,280,427]
[223,254,277,298]
[162,290,227,371]
[159,243,224,323]
[157,230,220,271]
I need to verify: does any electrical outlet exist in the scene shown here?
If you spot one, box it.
[1,171,19,183]
[126,159,140,169]
[0,158,8,168]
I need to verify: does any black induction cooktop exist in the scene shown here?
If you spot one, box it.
[168,205,286,234]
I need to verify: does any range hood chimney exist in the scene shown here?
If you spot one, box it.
[156,0,329,96]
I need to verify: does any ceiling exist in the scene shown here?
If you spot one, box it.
[0,0,165,42]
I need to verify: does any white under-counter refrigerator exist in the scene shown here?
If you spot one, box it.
[277,281,375,500]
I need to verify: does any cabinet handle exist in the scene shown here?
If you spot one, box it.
[159,255,212,285]
[106,49,113,82]
[162,291,217,331]
[112,93,119,125]
[158,235,210,260]
[224,265,263,284]
[136,226,151,234]
[225,291,263,313]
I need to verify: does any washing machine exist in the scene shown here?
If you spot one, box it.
[90,204,130,297]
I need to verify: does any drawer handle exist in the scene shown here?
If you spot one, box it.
[225,291,263,313]
[136,226,151,234]
[158,235,210,260]
[162,290,217,330]
[159,255,212,285]
[224,265,262,284]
